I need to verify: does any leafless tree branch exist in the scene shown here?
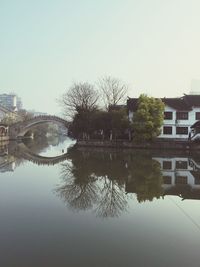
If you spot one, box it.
[97,76,128,110]
[58,82,99,119]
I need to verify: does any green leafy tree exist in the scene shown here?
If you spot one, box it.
[91,109,129,140]
[132,94,164,142]
[70,108,130,141]
[109,109,129,140]
[91,111,111,140]
[70,108,99,140]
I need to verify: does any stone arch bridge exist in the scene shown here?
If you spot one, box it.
[9,115,69,139]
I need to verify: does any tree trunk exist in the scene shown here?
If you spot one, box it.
[128,129,131,141]
[110,130,113,141]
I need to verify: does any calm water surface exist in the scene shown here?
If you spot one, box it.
[0,137,200,267]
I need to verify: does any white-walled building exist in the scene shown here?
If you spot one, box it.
[127,94,200,140]
[0,105,19,124]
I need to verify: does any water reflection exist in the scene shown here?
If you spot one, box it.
[154,155,200,200]
[55,147,200,218]
[125,153,163,203]
[0,141,24,172]
[56,148,163,217]
[0,136,69,171]
[1,139,200,218]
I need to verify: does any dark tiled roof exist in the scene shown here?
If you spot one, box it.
[108,104,126,111]
[127,94,200,111]
[191,121,200,128]
[184,95,200,107]
[127,98,138,112]
[161,98,191,111]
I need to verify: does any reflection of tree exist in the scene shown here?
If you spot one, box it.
[56,148,129,218]
[127,153,163,202]
[56,161,99,211]
[95,177,128,218]
[56,148,164,218]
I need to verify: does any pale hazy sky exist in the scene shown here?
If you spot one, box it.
[1,0,200,114]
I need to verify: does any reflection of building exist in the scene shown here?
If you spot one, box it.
[0,148,16,172]
[127,94,200,140]
[153,156,200,200]
[0,143,16,172]
[0,161,16,172]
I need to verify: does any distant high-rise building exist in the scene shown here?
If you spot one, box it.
[16,97,23,110]
[0,93,23,111]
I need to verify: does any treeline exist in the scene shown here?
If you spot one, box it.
[59,76,165,142]
[70,108,129,140]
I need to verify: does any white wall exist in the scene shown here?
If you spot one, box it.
[156,106,200,139]
[159,106,200,139]
[128,104,200,139]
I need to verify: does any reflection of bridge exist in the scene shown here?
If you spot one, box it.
[9,115,68,139]
[15,143,69,166]
[0,142,69,170]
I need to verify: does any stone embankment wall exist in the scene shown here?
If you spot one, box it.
[76,139,200,150]
[0,136,9,142]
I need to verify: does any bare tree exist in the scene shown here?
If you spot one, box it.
[17,109,34,122]
[59,82,99,119]
[97,76,128,110]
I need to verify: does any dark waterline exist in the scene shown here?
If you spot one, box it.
[0,137,200,267]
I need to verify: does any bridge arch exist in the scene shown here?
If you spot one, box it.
[0,124,8,136]
[10,115,69,138]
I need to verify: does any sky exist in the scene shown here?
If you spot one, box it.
[1,0,200,115]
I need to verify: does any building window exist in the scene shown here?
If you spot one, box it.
[176,127,188,135]
[196,112,200,120]
[163,161,172,170]
[175,161,188,169]
[163,176,172,184]
[175,176,187,184]
[164,112,173,120]
[176,112,188,120]
[163,126,172,135]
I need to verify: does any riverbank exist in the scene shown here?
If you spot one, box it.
[0,136,9,142]
[76,139,200,150]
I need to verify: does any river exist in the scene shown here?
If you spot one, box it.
[0,137,200,267]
